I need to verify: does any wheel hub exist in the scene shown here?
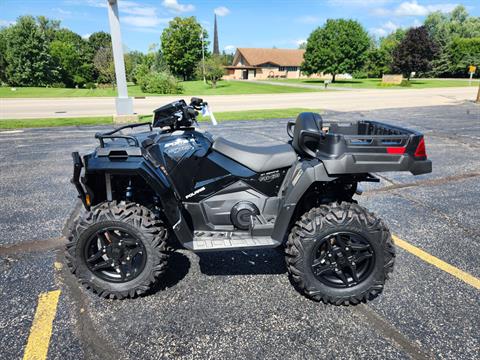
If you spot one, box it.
[311,232,375,288]
[84,227,146,283]
[106,245,124,260]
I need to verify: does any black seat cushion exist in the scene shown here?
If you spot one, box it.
[212,137,297,173]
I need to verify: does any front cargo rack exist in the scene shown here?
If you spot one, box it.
[95,122,152,148]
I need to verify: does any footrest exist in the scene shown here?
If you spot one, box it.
[188,231,280,251]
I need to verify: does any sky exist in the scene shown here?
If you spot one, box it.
[0,0,478,53]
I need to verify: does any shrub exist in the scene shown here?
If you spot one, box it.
[352,70,368,79]
[50,82,66,88]
[85,82,96,89]
[97,83,114,89]
[73,75,86,88]
[378,82,395,87]
[400,80,411,87]
[139,71,182,94]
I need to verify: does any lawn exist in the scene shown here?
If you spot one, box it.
[264,78,480,89]
[0,80,318,98]
[0,116,114,129]
[0,108,322,129]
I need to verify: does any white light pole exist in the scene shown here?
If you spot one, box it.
[200,30,206,84]
[107,0,134,118]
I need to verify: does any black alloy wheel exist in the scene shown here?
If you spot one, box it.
[285,202,395,305]
[84,227,147,283]
[66,201,170,299]
[311,232,375,288]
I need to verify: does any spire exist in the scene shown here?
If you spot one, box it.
[213,14,219,55]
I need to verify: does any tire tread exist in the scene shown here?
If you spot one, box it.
[285,201,395,305]
[65,201,169,299]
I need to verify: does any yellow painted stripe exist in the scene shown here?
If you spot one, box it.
[392,235,480,290]
[23,290,61,360]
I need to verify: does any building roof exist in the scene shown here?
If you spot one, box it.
[235,48,305,67]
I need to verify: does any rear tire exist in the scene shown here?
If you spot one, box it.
[66,201,169,299]
[285,202,395,305]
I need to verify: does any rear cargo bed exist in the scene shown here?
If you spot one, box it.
[317,120,431,175]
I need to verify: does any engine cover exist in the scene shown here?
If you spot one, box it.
[230,201,260,230]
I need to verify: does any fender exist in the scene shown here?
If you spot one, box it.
[80,152,193,244]
[271,159,337,242]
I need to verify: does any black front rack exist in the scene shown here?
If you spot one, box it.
[95,122,152,148]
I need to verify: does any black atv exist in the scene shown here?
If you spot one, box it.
[67,98,431,304]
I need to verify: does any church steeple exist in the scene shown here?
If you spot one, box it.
[213,14,219,55]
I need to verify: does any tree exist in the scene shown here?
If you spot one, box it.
[50,28,93,87]
[362,47,390,78]
[132,45,168,85]
[125,51,145,82]
[447,37,480,77]
[378,29,406,73]
[197,56,224,88]
[424,6,480,76]
[36,16,60,42]
[161,17,208,80]
[302,19,370,82]
[392,26,438,79]
[0,29,7,83]
[94,46,115,86]
[4,16,60,86]
[87,31,111,55]
[219,51,234,66]
[87,31,112,82]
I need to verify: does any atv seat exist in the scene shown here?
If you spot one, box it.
[212,137,297,173]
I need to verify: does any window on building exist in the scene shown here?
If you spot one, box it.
[278,66,286,71]
[259,63,277,68]
[286,66,298,71]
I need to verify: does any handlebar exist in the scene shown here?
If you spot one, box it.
[152,98,209,130]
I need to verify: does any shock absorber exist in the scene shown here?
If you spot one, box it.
[125,179,133,201]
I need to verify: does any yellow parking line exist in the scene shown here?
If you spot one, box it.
[393,235,480,290]
[23,290,61,360]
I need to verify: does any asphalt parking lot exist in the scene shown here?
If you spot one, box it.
[0,102,479,359]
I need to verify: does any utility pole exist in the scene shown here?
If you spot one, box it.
[107,0,134,121]
[476,82,480,103]
[200,30,206,84]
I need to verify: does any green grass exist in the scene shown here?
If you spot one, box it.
[264,78,480,89]
[0,80,318,98]
[140,108,323,123]
[0,108,322,129]
[0,116,113,129]
[204,108,323,121]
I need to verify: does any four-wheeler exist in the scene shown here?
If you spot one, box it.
[66,98,432,304]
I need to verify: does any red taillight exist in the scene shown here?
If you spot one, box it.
[414,138,427,158]
[387,147,406,154]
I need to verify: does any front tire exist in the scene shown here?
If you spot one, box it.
[66,201,169,299]
[285,202,395,305]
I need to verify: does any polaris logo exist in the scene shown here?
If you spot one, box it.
[165,138,189,148]
[185,187,206,199]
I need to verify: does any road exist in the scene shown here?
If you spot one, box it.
[0,103,479,359]
[0,87,477,119]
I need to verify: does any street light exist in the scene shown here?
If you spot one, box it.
[200,30,206,84]
[107,0,134,120]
